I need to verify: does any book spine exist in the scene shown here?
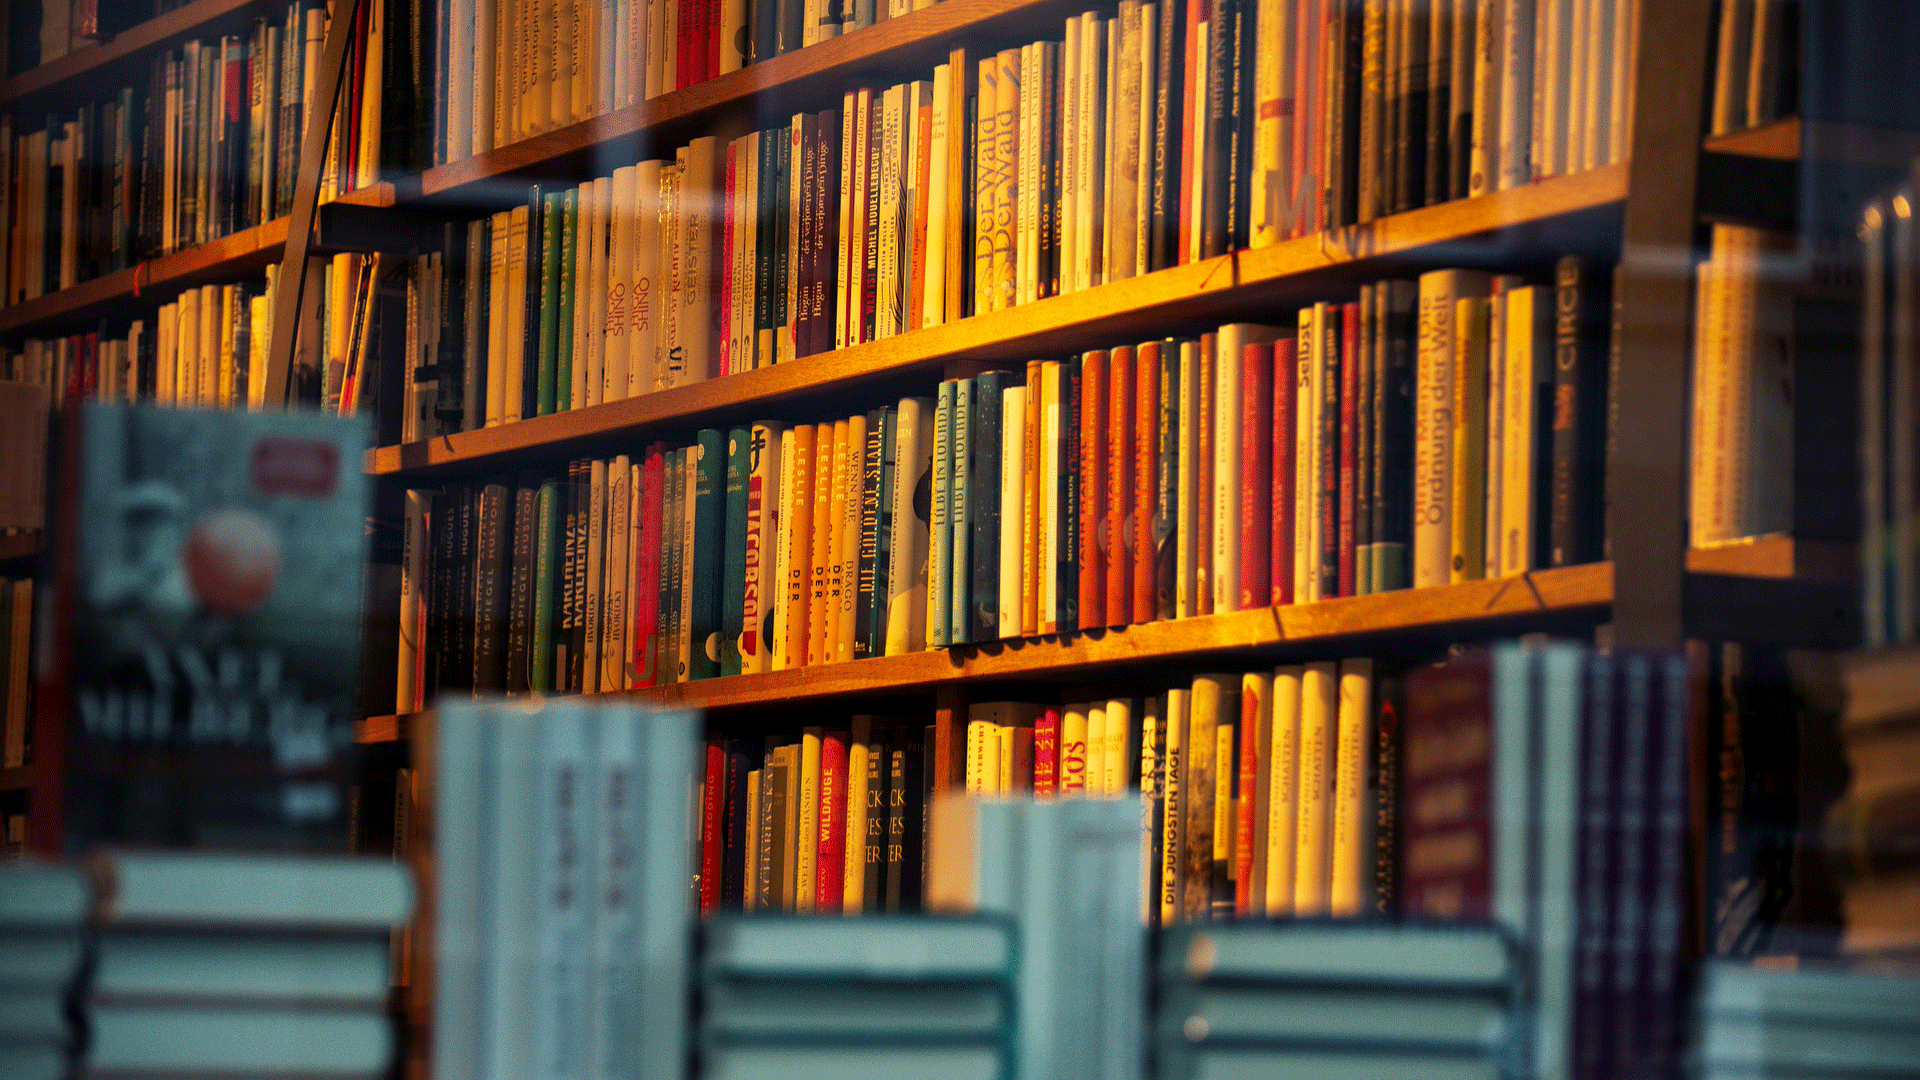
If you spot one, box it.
[948,382,973,647]
[1338,302,1361,596]
[1058,357,1081,633]
[817,729,848,912]
[720,428,751,676]
[532,478,562,692]
[775,425,815,669]
[929,380,955,647]
[971,372,1006,641]
[854,412,883,658]
[1154,340,1181,621]
[1239,342,1273,609]
[1106,346,1135,622]
[741,423,785,674]
[1079,350,1109,627]
[997,385,1026,637]
[505,480,538,695]
[886,396,934,654]
[808,421,839,666]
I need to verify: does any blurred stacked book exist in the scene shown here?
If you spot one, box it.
[1826,645,1920,957]
[699,915,1014,1080]
[1697,960,1920,1079]
[928,795,1145,1080]
[0,863,88,1080]
[79,850,411,1080]
[1155,923,1516,1080]
[431,699,696,1080]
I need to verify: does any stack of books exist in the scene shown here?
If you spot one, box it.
[1155,923,1516,1080]
[79,851,412,1080]
[699,915,1015,1080]
[1824,645,1920,956]
[0,863,89,1080]
[432,699,697,1080]
[1697,960,1920,1079]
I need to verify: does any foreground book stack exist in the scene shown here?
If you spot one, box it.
[700,915,1015,1080]
[83,851,412,1080]
[1156,923,1516,1080]
[1697,960,1920,1079]
[1824,645,1920,957]
[929,795,1145,1080]
[0,864,87,1080]
[0,853,412,1080]
[432,699,696,1080]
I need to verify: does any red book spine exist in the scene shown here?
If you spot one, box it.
[1078,350,1108,627]
[708,0,723,83]
[700,741,725,915]
[631,444,667,685]
[1195,333,1215,615]
[816,729,848,912]
[1338,301,1360,596]
[1132,341,1159,623]
[1239,341,1273,609]
[1399,655,1494,919]
[1011,724,1035,793]
[1033,707,1060,798]
[1270,339,1297,604]
[1106,345,1135,621]
[1234,680,1261,916]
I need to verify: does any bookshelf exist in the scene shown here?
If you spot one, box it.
[6,0,1916,1075]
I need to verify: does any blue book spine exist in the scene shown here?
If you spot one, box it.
[720,427,752,676]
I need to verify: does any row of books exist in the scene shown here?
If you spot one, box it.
[1,0,431,306]
[1860,179,1920,648]
[0,381,48,531]
[2,854,413,1080]
[395,265,1611,704]
[957,663,1392,927]
[1707,0,1796,138]
[1689,223,1793,550]
[402,0,1647,440]
[1,577,33,771]
[6,0,168,75]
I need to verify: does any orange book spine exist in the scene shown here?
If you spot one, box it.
[780,425,816,668]
[810,420,847,666]
[909,100,934,331]
[1106,345,1135,621]
[1078,350,1109,627]
[1132,340,1160,622]
[1234,683,1260,916]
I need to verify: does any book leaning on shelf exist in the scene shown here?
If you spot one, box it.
[394,258,1624,704]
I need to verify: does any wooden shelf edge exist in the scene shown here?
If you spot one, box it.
[356,562,1615,740]
[0,0,270,109]
[366,165,1627,478]
[0,531,42,564]
[407,0,1117,208]
[0,186,393,339]
[1704,118,1920,171]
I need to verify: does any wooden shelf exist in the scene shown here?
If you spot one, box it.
[367,164,1627,480]
[0,531,41,565]
[0,0,274,111]
[353,536,1853,742]
[0,186,393,339]
[395,0,1148,212]
[1704,118,1920,170]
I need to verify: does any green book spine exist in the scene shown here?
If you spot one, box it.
[928,380,954,648]
[535,191,563,416]
[689,429,726,680]
[554,188,578,413]
[719,426,752,677]
[530,475,562,692]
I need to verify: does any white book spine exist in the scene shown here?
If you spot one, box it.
[1326,658,1374,917]
[630,160,664,394]
[887,396,935,654]
[1496,0,1535,189]
[1263,665,1303,917]
[1292,660,1338,916]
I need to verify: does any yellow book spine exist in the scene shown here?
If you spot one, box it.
[1264,665,1303,917]
[1449,295,1491,583]
[774,425,815,669]
[1327,658,1375,917]
[809,421,843,665]
[1021,359,1044,634]
[837,414,866,661]
[796,727,822,913]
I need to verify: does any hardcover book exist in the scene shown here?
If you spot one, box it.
[52,403,369,852]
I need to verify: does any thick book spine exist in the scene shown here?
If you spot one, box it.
[775,425,815,670]
[1106,346,1136,622]
[928,381,955,647]
[870,409,897,651]
[504,478,538,695]
[1449,295,1492,582]
[1293,660,1337,916]
[1154,339,1182,621]
[808,422,841,666]
[886,397,935,655]
[742,423,785,674]
[1328,658,1375,916]
[1549,254,1607,567]
[472,478,511,691]
[854,412,884,659]
[816,729,848,912]
[948,382,973,647]
[1239,342,1273,609]
[970,371,1006,641]
[998,385,1026,637]
[1131,339,1159,623]
[1078,350,1109,628]
[720,428,751,676]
